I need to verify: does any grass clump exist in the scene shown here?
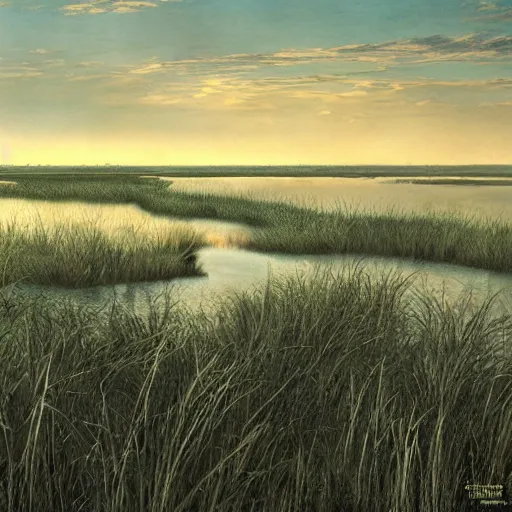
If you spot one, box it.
[246,206,512,271]
[0,267,511,511]
[0,219,205,287]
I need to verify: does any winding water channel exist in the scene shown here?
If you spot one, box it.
[2,179,512,317]
[19,244,512,318]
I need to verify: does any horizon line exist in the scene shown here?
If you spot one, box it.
[2,164,512,168]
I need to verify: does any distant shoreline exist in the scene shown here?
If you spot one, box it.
[393,178,512,186]
[1,165,512,178]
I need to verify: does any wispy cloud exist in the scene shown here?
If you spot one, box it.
[467,0,512,20]
[61,0,179,15]
[112,71,511,113]
[76,61,105,68]
[95,33,511,112]
[2,31,510,120]
[479,100,512,108]
[0,0,181,13]
[477,1,501,11]
[0,65,43,79]
[477,8,512,20]
[123,33,512,79]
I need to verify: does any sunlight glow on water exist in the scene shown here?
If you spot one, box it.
[156,176,512,222]
[0,198,251,248]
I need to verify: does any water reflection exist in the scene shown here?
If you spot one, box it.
[0,198,251,248]
[18,247,512,319]
[2,183,512,319]
[158,176,512,222]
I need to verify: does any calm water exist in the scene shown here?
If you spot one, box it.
[157,176,512,221]
[17,246,512,318]
[0,198,251,248]
[1,177,512,316]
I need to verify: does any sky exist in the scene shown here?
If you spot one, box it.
[0,0,511,165]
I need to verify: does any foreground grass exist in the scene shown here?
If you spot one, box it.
[0,267,511,511]
[0,219,204,287]
[1,175,512,273]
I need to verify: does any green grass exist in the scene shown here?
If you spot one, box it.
[0,266,511,511]
[248,207,512,271]
[1,174,512,275]
[0,218,205,287]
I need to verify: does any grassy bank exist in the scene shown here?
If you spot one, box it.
[248,208,512,272]
[0,266,511,511]
[1,174,512,274]
[0,219,204,287]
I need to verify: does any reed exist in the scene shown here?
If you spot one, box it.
[0,266,511,511]
[0,217,205,287]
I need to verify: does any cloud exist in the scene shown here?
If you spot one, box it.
[480,100,512,106]
[4,30,511,101]
[126,75,280,111]
[130,63,165,74]
[73,42,510,111]
[3,30,510,117]
[67,73,111,81]
[0,66,43,79]
[477,1,501,10]
[1,0,181,12]
[76,61,105,68]
[102,38,511,112]
[477,8,512,20]
[43,59,66,67]
[122,33,512,79]
[0,56,69,81]
[110,70,512,114]
[138,94,183,105]
[468,0,512,20]
[61,0,181,15]
[30,49,51,55]
[343,34,512,62]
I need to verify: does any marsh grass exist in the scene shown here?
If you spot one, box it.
[0,217,205,287]
[0,266,511,511]
[247,204,512,270]
[2,175,512,273]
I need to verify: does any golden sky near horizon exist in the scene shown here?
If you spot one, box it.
[0,0,511,165]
